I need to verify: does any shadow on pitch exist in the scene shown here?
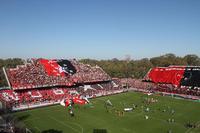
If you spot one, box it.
[17,114,30,121]
[42,129,63,133]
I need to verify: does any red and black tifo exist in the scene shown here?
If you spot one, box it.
[144,66,200,87]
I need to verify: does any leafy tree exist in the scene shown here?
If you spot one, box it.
[184,54,200,66]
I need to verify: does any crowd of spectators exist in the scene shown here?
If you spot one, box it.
[120,78,200,97]
[0,88,75,109]
[120,78,154,90]
[1,77,199,111]
[6,59,111,90]
[71,60,111,83]
[0,80,125,111]
[152,84,200,97]
[77,81,124,98]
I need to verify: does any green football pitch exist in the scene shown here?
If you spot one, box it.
[14,92,200,133]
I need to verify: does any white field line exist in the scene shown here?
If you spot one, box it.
[34,126,42,133]
[46,107,84,133]
[48,116,81,133]
[185,120,200,133]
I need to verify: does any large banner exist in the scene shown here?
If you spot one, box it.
[146,66,186,87]
[57,59,77,74]
[147,67,185,86]
[146,66,200,87]
[39,59,76,77]
[180,67,200,87]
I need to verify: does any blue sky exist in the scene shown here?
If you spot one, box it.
[0,0,200,60]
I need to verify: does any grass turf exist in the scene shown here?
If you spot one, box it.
[14,92,200,133]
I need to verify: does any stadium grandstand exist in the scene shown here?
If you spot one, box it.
[120,65,200,100]
[0,58,126,111]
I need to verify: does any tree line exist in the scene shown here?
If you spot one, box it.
[0,53,200,87]
[80,53,200,79]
